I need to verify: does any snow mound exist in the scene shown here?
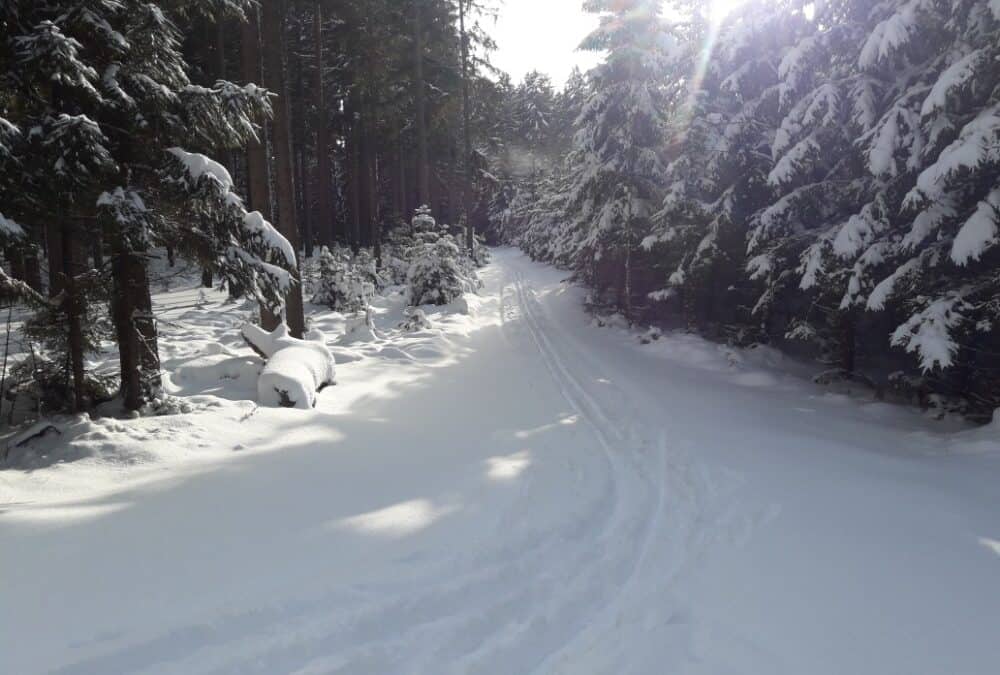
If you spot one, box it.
[242,323,336,409]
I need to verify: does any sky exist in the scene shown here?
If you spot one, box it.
[486,0,603,88]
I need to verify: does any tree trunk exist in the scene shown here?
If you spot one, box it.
[91,230,104,269]
[242,5,271,220]
[261,0,305,338]
[112,243,161,411]
[291,32,312,259]
[459,0,475,253]
[398,133,408,223]
[366,107,381,263]
[314,2,334,246]
[413,0,430,208]
[348,94,362,250]
[45,222,65,297]
[59,226,86,411]
[840,310,856,375]
[242,5,278,329]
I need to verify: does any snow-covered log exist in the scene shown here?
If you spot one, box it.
[241,323,336,409]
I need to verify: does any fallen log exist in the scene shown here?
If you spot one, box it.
[241,323,336,409]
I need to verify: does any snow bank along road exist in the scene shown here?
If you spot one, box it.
[2,248,999,674]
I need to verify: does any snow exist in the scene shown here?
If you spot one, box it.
[242,323,336,410]
[920,49,985,117]
[890,293,968,370]
[768,135,818,185]
[866,255,919,311]
[833,202,884,258]
[858,1,918,70]
[167,147,233,190]
[243,210,296,268]
[0,211,26,238]
[866,104,922,177]
[903,199,954,250]
[951,188,999,265]
[905,106,1000,205]
[2,250,999,674]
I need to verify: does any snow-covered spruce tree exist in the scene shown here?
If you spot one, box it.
[0,0,292,413]
[644,2,799,336]
[736,1,881,372]
[406,207,478,306]
[844,0,1000,410]
[661,0,1000,411]
[568,0,678,319]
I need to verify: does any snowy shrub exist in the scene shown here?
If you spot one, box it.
[412,204,439,233]
[380,207,481,306]
[311,245,375,313]
[382,228,418,286]
[471,236,492,267]
[399,308,432,331]
[6,354,117,420]
[407,233,480,306]
[353,247,383,291]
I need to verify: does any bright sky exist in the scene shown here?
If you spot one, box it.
[487,0,603,87]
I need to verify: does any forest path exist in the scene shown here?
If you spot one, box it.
[2,249,999,674]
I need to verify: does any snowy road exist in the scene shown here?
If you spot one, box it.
[2,249,999,674]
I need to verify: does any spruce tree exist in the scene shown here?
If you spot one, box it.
[568,0,678,318]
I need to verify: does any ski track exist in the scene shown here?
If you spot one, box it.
[29,250,723,675]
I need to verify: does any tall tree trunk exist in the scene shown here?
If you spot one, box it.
[112,242,161,412]
[446,147,457,225]
[60,226,86,411]
[91,230,104,269]
[459,0,475,253]
[242,5,271,220]
[413,0,430,208]
[348,95,362,249]
[840,310,856,375]
[108,135,161,411]
[314,2,334,246]
[262,0,305,338]
[242,3,277,327]
[397,133,408,223]
[357,98,372,248]
[365,96,380,262]
[291,36,312,258]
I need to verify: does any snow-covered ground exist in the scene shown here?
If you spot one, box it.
[2,248,999,674]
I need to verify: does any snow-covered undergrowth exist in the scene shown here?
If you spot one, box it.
[2,249,998,675]
[0,253,489,498]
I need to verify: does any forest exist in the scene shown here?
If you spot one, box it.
[3,2,1000,673]
[492,0,1000,420]
[2,0,999,425]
